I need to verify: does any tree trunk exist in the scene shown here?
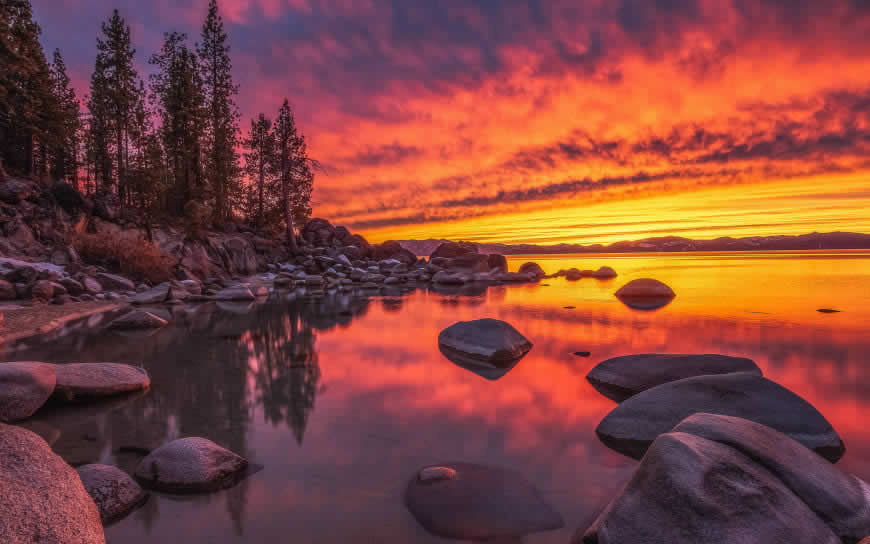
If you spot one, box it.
[258,156,264,229]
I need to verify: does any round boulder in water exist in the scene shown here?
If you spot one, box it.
[0,362,56,422]
[438,319,532,380]
[587,354,762,401]
[53,363,150,403]
[592,266,617,279]
[0,423,105,543]
[76,464,146,525]
[406,462,564,540]
[134,437,248,493]
[615,278,675,310]
[674,413,870,543]
[579,432,840,544]
[518,262,545,279]
[595,372,844,462]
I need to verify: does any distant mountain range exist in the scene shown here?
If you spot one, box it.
[398,232,870,256]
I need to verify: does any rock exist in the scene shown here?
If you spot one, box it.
[518,262,545,279]
[817,308,841,314]
[406,462,563,541]
[130,283,171,304]
[82,276,103,294]
[0,279,15,300]
[108,310,168,330]
[53,363,151,403]
[493,271,535,282]
[0,423,106,543]
[438,319,533,379]
[579,432,840,544]
[595,372,844,462]
[418,466,458,482]
[301,218,336,246]
[573,351,591,357]
[52,294,73,305]
[214,286,256,301]
[592,266,617,279]
[0,362,56,422]
[31,279,60,303]
[134,437,248,493]
[674,413,870,542]
[432,270,472,284]
[0,177,38,204]
[487,254,508,271]
[431,241,478,259]
[565,268,582,281]
[95,272,135,292]
[587,354,763,402]
[76,464,146,525]
[615,278,675,298]
[59,278,84,296]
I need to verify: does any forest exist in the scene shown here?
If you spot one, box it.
[0,0,314,245]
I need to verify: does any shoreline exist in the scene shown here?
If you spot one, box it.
[0,302,125,345]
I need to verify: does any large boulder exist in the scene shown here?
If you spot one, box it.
[674,414,870,543]
[448,253,491,272]
[53,363,151,403]
[134,437,248,493]
[214,286,256,301]
[0,177,39,204]
[0,423,105,543]
[406,462,563,540]
[431,241,478,259]
[487,254,508,271]
[565,268,583,281]
[108,310,168,330]
[76,464,146,525]
[592,266,617,279]
[518,262,545,279]
[130,283,171,305]
[614,278,675,310]
[438,319,532,378]
[587,354,762,401]
[578,432,840,544]
[301,218,336,246]
[370,240,416,264]
[595,373,844,462]
[94,272,134,292]
[0,362,56,422]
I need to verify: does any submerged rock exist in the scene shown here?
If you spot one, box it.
[587,354,762,401]
[0,423,105,543]
[108,310,168,330]
[817,308,841,314]
[76,464,146,525]
[438,319,532,379]
[579,432,839,544]
[0,362,56,422]
[418,466,458,482]
[565,268,583,281]
[593,266,617,279]
[54,363,151,403]
[134,437,249,493]
[595,373,844,462]
[406,462,563,541]
[674,413,870,543]
[213,286,256,301]
[615,278,675,298]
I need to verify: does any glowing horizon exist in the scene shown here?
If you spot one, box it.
[34,1,870,244]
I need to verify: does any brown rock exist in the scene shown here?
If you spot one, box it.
[76,464,146,525]
[54,363,151,403]
[0,362,56,422]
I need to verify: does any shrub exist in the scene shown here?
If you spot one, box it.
[72,231,174,284]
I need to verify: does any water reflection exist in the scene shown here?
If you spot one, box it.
[0,252,868,543]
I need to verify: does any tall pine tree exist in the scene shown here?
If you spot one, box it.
[243,114,275,229]
[49,49,81,183]
[274,99,315,249]
[198,0,240,223]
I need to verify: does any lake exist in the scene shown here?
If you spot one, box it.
[3,251,868,543]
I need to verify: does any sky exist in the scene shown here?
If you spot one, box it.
[32,0,870,245]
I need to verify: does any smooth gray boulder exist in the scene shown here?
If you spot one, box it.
[134,437,248,493]
[54,363,151,403]
[214,286,256,301]
[674,413,870,543]
[579,432,840,544]
[438,319,532,379]
[0,362,56,422]
[108,310,168,330]
[587,354,762,401]
[0,423,105,543]
[595,372,844,462]
[406,462,563,540]
[76,464,146,525]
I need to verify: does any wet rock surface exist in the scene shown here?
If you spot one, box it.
[587,354,762,401]
[0,423,105,543]
[108,310,168,330]
[438,319,532,379]
[134,437,249,493]
[0,361,56,422]
[406,462,564,541]
[53,363,151,403]
[76,464,147,525]
[595,372,845,461]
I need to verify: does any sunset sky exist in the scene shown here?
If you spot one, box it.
[33,0,870,244]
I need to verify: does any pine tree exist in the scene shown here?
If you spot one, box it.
[149,32,205,216]
[198,0,240,223]
[274,99,314,250]
[89,9,139,203]
[243,114,276,229]
[49,49,81,183]
[0,0,57,176]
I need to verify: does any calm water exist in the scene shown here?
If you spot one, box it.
[3,251,869,543]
